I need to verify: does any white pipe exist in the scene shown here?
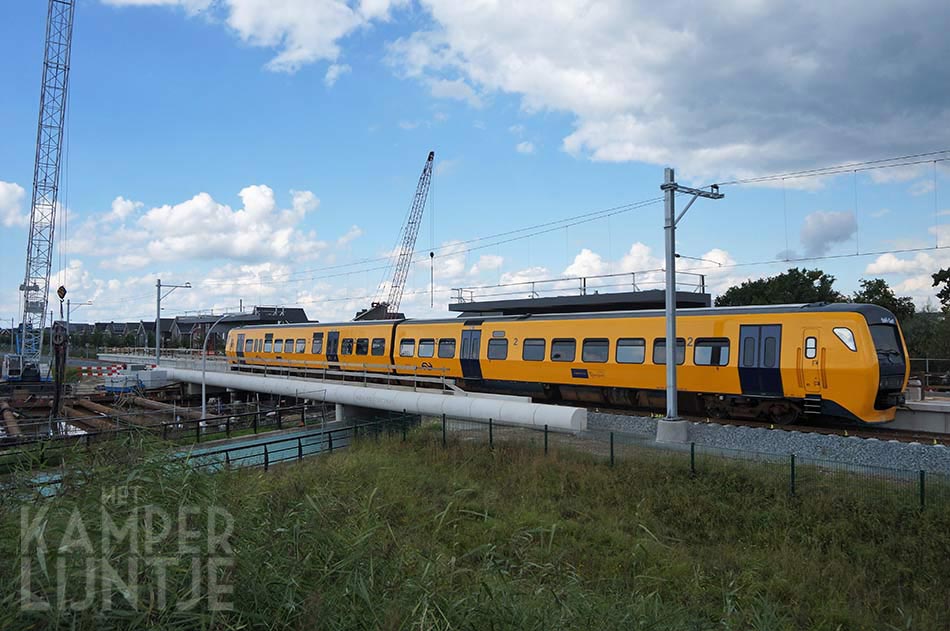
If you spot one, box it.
[163,367,586,431]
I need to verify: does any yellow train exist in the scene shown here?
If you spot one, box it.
[225,303,909,424]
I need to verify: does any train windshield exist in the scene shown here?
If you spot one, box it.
[869,324,903,363]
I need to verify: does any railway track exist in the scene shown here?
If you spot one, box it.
[586,405,950,446]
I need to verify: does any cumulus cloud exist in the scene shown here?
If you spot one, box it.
[104,0,409,73]
[564,248,607,277]
[336,225,363,246]
[865,253,924,275]
[800,210,857,256]
[469,254,503,276]
[108,196,144,221]
[387,0,950,180]
[0,180,27,227]
[515,141,535,155]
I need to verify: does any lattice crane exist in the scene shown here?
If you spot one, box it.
[7,0,75,381]
[356,151,435,320]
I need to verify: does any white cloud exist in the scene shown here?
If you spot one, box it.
[105,0,409,74]
[871,208,891,218]
[324,63,351,86]
[388,0,950,180]
[109,196,144,221]
[469,254,503,276]
[427,78,482,107]
[865,253,925,275]
[515,141,535,155]
[508,124,525,136]
[910,179,936,197]
[800,210,857,256]
[0,180,27,227]
[563,248,606,277]
[398,120,420,130]
[336,225,363,246]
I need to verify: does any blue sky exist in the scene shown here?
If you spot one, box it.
[1,0,949,326]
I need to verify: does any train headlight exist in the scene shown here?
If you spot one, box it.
[833,327,857,352]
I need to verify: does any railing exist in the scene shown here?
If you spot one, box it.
[909,357,950,390]
[99,350,460,393]
[451,269,708,303]
[0,403,329,464]
[429,415,949,510]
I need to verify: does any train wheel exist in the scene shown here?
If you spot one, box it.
[768,403,800,425]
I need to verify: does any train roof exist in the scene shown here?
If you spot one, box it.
[231,302,898,331]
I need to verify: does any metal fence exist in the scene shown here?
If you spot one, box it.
[909,357,950,389]
[430,416,950,510]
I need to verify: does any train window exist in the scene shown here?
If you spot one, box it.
[242,339,252,353]
[438,338,456,358]
[582,339,609,363]
[341,338,354,355]
[653,338,685,365]
[551,339,576,362]
[399,339,415,357]
[742,337,756,366]
[833,327,857,352]
[805,337,817,359]
[284,338,294,353]
[488,338,508,360]
[254,339,262,353]
[274,339,283,353]
[419,339,435,358]
[356,338,369,355]
[694,338,730,366]
[372,338,386,356]
[312,332,324,354]
[264,335,273,353]
[763,337,777,368]
[296,339,306,353]
[616,338,645,364]
[522,339,545,361]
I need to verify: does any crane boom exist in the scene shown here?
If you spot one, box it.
[383,150,434,317]
[17,0,75,378]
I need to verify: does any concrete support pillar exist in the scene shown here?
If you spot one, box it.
[656,418,689,443]
[334,403,379,425]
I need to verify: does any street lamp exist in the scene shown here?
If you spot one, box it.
[674,253,722,267]
[202,313,240,419]
[155,279,191,363]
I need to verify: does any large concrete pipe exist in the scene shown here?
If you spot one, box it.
[162,367,586,431]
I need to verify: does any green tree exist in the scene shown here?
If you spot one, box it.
[932,268,950,312]
[714,268,845,307]
[851,278,915,321]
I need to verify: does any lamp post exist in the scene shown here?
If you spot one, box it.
[658,168,723,442]
[202,313,238,419]
[156,279,191,363]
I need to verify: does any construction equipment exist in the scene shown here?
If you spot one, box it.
[3,0,76,382]
[356,151,435,320]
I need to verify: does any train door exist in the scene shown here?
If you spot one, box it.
[738,325,783,396]
[460,329,483,379]
[236,333,245,364]
[801,328,822,392]
[327,331,340,365]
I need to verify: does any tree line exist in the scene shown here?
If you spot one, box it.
[715,267,950,357]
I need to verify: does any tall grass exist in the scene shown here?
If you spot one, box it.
[1,428,948,629]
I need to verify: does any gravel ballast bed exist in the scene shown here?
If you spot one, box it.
[588,411,950,476]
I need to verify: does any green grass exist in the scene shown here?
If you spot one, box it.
[1,427,949,630]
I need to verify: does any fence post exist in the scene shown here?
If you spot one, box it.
[225,451,230,469]
[226,416,231,438]
[298,437,303,462]
[328,431,334,454]
[161,423,167,441]
[196,419,201,443]
[402,420,407,442]
[489,418,494,448]
[302,404,307,426]
[442,413,447,447]
[690,442,696,475]
[544,424,548,456]
[263,444,269,471]
[254,411,259,434]
[610,432,615,467]
[276,404,282,430]
[789,454,796,496]
[919,470,926,509]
